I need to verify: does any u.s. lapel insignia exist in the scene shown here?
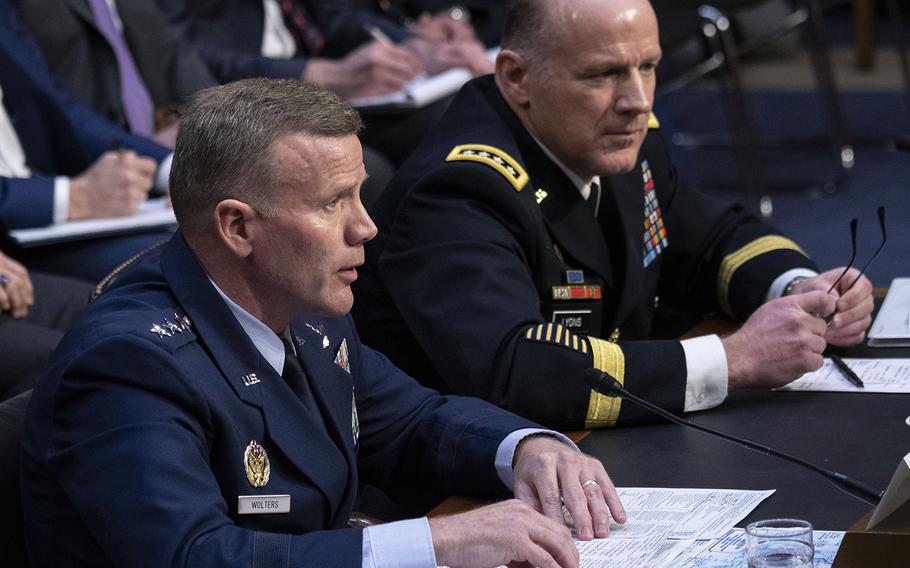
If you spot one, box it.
[241,373,260,386]
[243,441,270,487]
[535,188,548,204]
[305,322,331,349]
[351,388,360,447]
[641,159,668,268]
[334,338,351,373]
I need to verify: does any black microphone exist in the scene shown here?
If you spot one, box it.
[584,368,884,503]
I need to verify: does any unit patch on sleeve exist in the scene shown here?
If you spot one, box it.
[641,160,668,267]
[446,144,529,191]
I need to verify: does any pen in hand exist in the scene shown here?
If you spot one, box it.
[829,353,864,388]
[364,24,394,46]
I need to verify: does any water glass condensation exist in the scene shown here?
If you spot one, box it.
[745,518,814,568]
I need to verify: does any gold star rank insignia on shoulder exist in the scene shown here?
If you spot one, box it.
[244,441,270,488]
[446,144,529,191]
[334,338,350,373]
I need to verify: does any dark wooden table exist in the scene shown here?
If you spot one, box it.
[429,290,910,531]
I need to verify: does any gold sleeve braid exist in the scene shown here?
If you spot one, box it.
[584,337,625,429]
[717,236,807,316]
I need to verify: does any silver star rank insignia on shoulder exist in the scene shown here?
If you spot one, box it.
[149,312,192,339]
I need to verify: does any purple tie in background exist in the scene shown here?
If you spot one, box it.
[87,0,154,136]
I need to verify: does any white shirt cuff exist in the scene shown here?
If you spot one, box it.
[53,176,70,224]
[682,334,728,412]
[766,268,819,302]
[155,153,173,192]
[362,517,436,568]
[494,428,578,490]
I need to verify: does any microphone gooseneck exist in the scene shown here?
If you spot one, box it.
[583,368,884,503]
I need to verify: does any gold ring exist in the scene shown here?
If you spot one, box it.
[582,479,598,489]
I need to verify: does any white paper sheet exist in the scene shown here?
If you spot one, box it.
[662,528,844,568]
[612,488,775,541]
[8,197,176,247]
[565,488,774,568]
[350,48,499,110]
[778,358,910,393]
[868,278,910,347]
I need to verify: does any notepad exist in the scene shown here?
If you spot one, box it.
[349,48,500,110]
[8,197,176,247]
[868,278,910,347]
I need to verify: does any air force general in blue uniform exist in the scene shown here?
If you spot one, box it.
[21,232,544,567]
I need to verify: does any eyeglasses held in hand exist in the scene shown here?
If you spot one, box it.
[826,206,886,294]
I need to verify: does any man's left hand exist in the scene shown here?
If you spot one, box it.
[791,267,874,346]
[512,435,626,541]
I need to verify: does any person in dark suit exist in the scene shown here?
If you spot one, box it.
[153,0,491,166]
[0,250,91,401]
[0,0,175,281]
[21,78,627,568]
[11,0,217,147]
[352,0,874,430]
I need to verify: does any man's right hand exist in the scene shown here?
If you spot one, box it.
[0,251,34,318]
[722,291,836,390]
[429,499,580,568]
[302,41,423,99]
[68,150,156,221]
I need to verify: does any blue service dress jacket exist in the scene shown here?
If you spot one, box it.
[0,0,169,230]
[21,233,537,567]
[353,75,819,430]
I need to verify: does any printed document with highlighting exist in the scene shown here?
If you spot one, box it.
[778,358,910,393]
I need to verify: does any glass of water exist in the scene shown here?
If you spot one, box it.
[745,518,814,567]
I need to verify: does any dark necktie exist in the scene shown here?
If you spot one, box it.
[87,0,154,136]
[280,335,323,419]
[588,181,602,217]
[278,0,325,55]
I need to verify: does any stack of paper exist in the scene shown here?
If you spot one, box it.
[571,487,776,568]
[868,278,910,347]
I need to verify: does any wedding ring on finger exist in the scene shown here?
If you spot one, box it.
[0,274,9,289]
[582,479,599,490]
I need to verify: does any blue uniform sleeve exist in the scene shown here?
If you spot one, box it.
[0,175,55,229]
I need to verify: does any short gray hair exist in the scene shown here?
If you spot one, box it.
[170,78,362,236]
[501,0,552,63]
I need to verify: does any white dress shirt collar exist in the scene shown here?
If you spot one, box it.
[208,277,286,375]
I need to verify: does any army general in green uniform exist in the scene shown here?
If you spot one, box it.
[353,0,873,429]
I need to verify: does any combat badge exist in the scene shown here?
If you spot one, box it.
[244,441,270,488]
[334,338,350,373]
